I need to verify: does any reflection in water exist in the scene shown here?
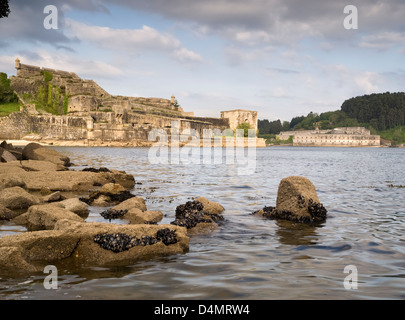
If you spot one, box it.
[275,220,323,246]
[1,146,405,299]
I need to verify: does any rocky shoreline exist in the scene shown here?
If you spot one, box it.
[0,141,228,274]
[0,140,327,275]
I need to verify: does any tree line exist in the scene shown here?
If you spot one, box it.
[259,92,405,134]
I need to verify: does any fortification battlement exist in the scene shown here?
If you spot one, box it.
[15,58,79,79]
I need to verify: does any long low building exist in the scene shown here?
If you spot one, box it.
[277,127,380,147]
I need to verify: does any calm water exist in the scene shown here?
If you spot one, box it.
[0,146,404,300]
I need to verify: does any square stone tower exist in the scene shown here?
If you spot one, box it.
[220,109,258,131]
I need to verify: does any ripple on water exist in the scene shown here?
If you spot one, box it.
[1,146,405,300]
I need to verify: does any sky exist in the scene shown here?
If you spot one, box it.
[0,0,404,121]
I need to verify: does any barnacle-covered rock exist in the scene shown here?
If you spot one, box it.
[0,220,189,273]
[253,176,327,223]
[171,200,224,233]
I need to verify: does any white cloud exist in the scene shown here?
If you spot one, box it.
[65,19,203,63]
[354,72,380,94]
[173,48,203,63]
[359,32,405,50]
[5,51,123,79]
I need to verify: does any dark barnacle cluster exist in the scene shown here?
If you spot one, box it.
[79,190,135,205]
[297,194,306,208]
[100,209,128,222]
[307,199,328,221]
[170,200,222,229]
[82,167,112,173]
[93,228,178,253]
[156,228,178,245]
[93,233,138,253]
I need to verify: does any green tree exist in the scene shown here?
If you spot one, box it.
[236,122,253,137]
[0,0,10,19]
[0,72,17,103]
[47,83,53,106]
[37,85,45,104]
[53,87,61,114]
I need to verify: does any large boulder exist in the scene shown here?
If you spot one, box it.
[55,198,89,218]
[0,186,40,210]
[253,176,327,223]
[0,220,189,273]
[20,203,85,231]
[22,143,70,167]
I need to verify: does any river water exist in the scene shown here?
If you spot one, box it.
[0,146,404,300]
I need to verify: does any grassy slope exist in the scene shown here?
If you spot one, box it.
[0,102,21,117]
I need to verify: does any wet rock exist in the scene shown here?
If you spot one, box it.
[0,203,19,220]
[55,198,89,218]
[82,167,112,173]
[0,162,26,175]
[111,196,147,212]
[0,148,17,162]
[0,220,188,272]
[80,183,135,206]
[100,209,128,222]
[41,191,64,203]
[253,176,327,223]
[171,200,224,232]
[0,175,26,191]
[156,228,178,245]
[194,197,225,215]
[0,186,40,210]
[0,170,134,192]
[22,142,70,167]
[20,203,85,231]
[125,208,163,225]
[0,142,23,160]
[93,228,178,253]
[20,160,67,172]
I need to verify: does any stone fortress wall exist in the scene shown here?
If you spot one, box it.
[2,59,265,146]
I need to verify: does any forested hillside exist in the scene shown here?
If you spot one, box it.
[341,92,405,131]
[258,92,405,145]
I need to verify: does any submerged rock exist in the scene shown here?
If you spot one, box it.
[253,176,327,223]
[171,199,224,232]
[0,220,189,273]
[100,209,128,222]
[80,183,135,206]
[82,167,112,173]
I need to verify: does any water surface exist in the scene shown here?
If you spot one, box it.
[1,146,404,299]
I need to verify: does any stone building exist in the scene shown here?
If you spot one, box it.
[220,109,258,131]
[2,59,267,147]
[277,127,380,147]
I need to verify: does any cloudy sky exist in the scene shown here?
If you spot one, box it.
[1,0,404,121]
